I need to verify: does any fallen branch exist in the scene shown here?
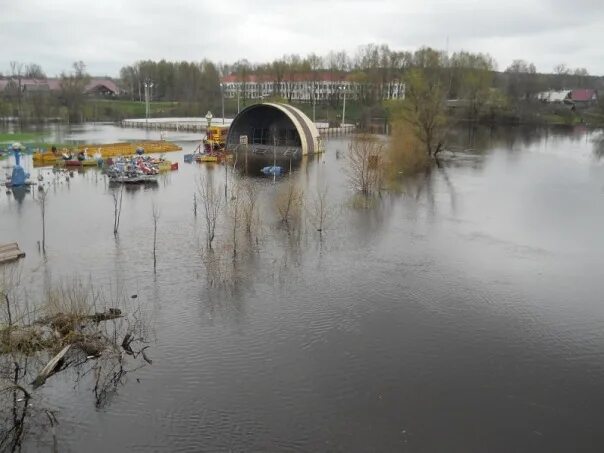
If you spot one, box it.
[121,333,134,355]
[88,308,122,322]
[0,383,32,400]
[141,346,153,365]
[32,344,71,388]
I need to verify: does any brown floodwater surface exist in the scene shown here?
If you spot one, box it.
[1,123,604,452]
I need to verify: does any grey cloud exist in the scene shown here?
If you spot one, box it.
[0,0,602,75]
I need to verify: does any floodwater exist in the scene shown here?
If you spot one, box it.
[2,123,604,452]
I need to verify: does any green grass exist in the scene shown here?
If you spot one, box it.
[87,98,380,123]
[0,132,45,144]
[84,99,181,121]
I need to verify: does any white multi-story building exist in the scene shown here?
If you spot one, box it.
[221,73,404,102]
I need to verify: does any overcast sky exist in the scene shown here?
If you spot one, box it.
[1,0,602,77]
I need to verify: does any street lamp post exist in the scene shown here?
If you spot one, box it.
[144,79,154,126]
[205,110,213,146]
[312,84,316,124]
[220,83,225,124]
[341,84,347,127]
[237,86,240,114]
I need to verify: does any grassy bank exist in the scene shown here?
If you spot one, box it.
[83,100,180,121]
[86,98,374,124]
[0,131,45,143]
[5,97,603,129]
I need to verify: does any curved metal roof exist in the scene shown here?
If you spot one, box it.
[226,102,320,155]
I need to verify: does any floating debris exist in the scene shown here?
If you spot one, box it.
[0,242,26,264]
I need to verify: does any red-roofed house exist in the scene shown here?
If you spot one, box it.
[570,89,598,107]
[0,77,119,96]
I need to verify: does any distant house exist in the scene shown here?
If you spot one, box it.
[85,78,120,96]
[0,77,119,97]
[569,89,598,107]
[0,78,52,94]
[537,90,572,104]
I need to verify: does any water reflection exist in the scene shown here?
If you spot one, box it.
[9,187,30,205]
[446,124,598,154]
[592,132,604,160]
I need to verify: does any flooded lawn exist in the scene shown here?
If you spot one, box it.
[2,123,604,451]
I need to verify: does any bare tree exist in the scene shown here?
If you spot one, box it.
[306,185,336,234]
[37,188,48,254]
[346,135,384,195]
[228,184,242,259]
[197,175,223,250]
[151,203,160,270]
[59,61,91,123]
[276,182,304,226]
[240,180,259,234]
[24,63,45,79]
[111,185,124,236]
[9,61,24,120]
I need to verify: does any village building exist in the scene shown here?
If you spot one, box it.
[0,77,120,96]
[537,89,598,108]
[221,72,404,103]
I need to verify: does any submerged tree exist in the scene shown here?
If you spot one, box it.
[401,68,447,158]
[111,185,124,236]
[197,175,223,250]
[306,185,337,234]
[276,182,304,225]
[240,180,259,234]
[227,183,242,259]
[346,134,385,195]
[37,188,48,254]
[151,203,160,270]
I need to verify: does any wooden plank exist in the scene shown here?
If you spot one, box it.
[0,242,25,264]
[0,242,18,253]
[32,345,71,388]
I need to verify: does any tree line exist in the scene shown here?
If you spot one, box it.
[0,61,91,123]
[1,43,602,123]
[117,44,602,125]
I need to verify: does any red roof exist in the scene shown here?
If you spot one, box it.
[85,78,120,94]
[0,77,118,94]
[570,89,597,102]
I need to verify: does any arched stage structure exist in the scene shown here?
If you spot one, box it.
[226,103,321,157]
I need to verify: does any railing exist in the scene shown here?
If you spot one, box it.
[229,144,302,157]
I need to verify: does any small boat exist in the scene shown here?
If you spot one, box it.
[56,158,100,168]
[106,156,162,184]
[109,174,158,184]
[32,151,60,164]
[63,159,82,167]
[149,157,178,172]
[196,154,218,163]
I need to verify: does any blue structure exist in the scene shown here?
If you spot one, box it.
[9,143,29,187]
[261,166,284,176]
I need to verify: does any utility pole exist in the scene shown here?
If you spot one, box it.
[341,85,347,126]
[312,85,316,123]
[273,135,277,184]
[237,86,240,114]
[144,79,153,125]
[220,82,225,124]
